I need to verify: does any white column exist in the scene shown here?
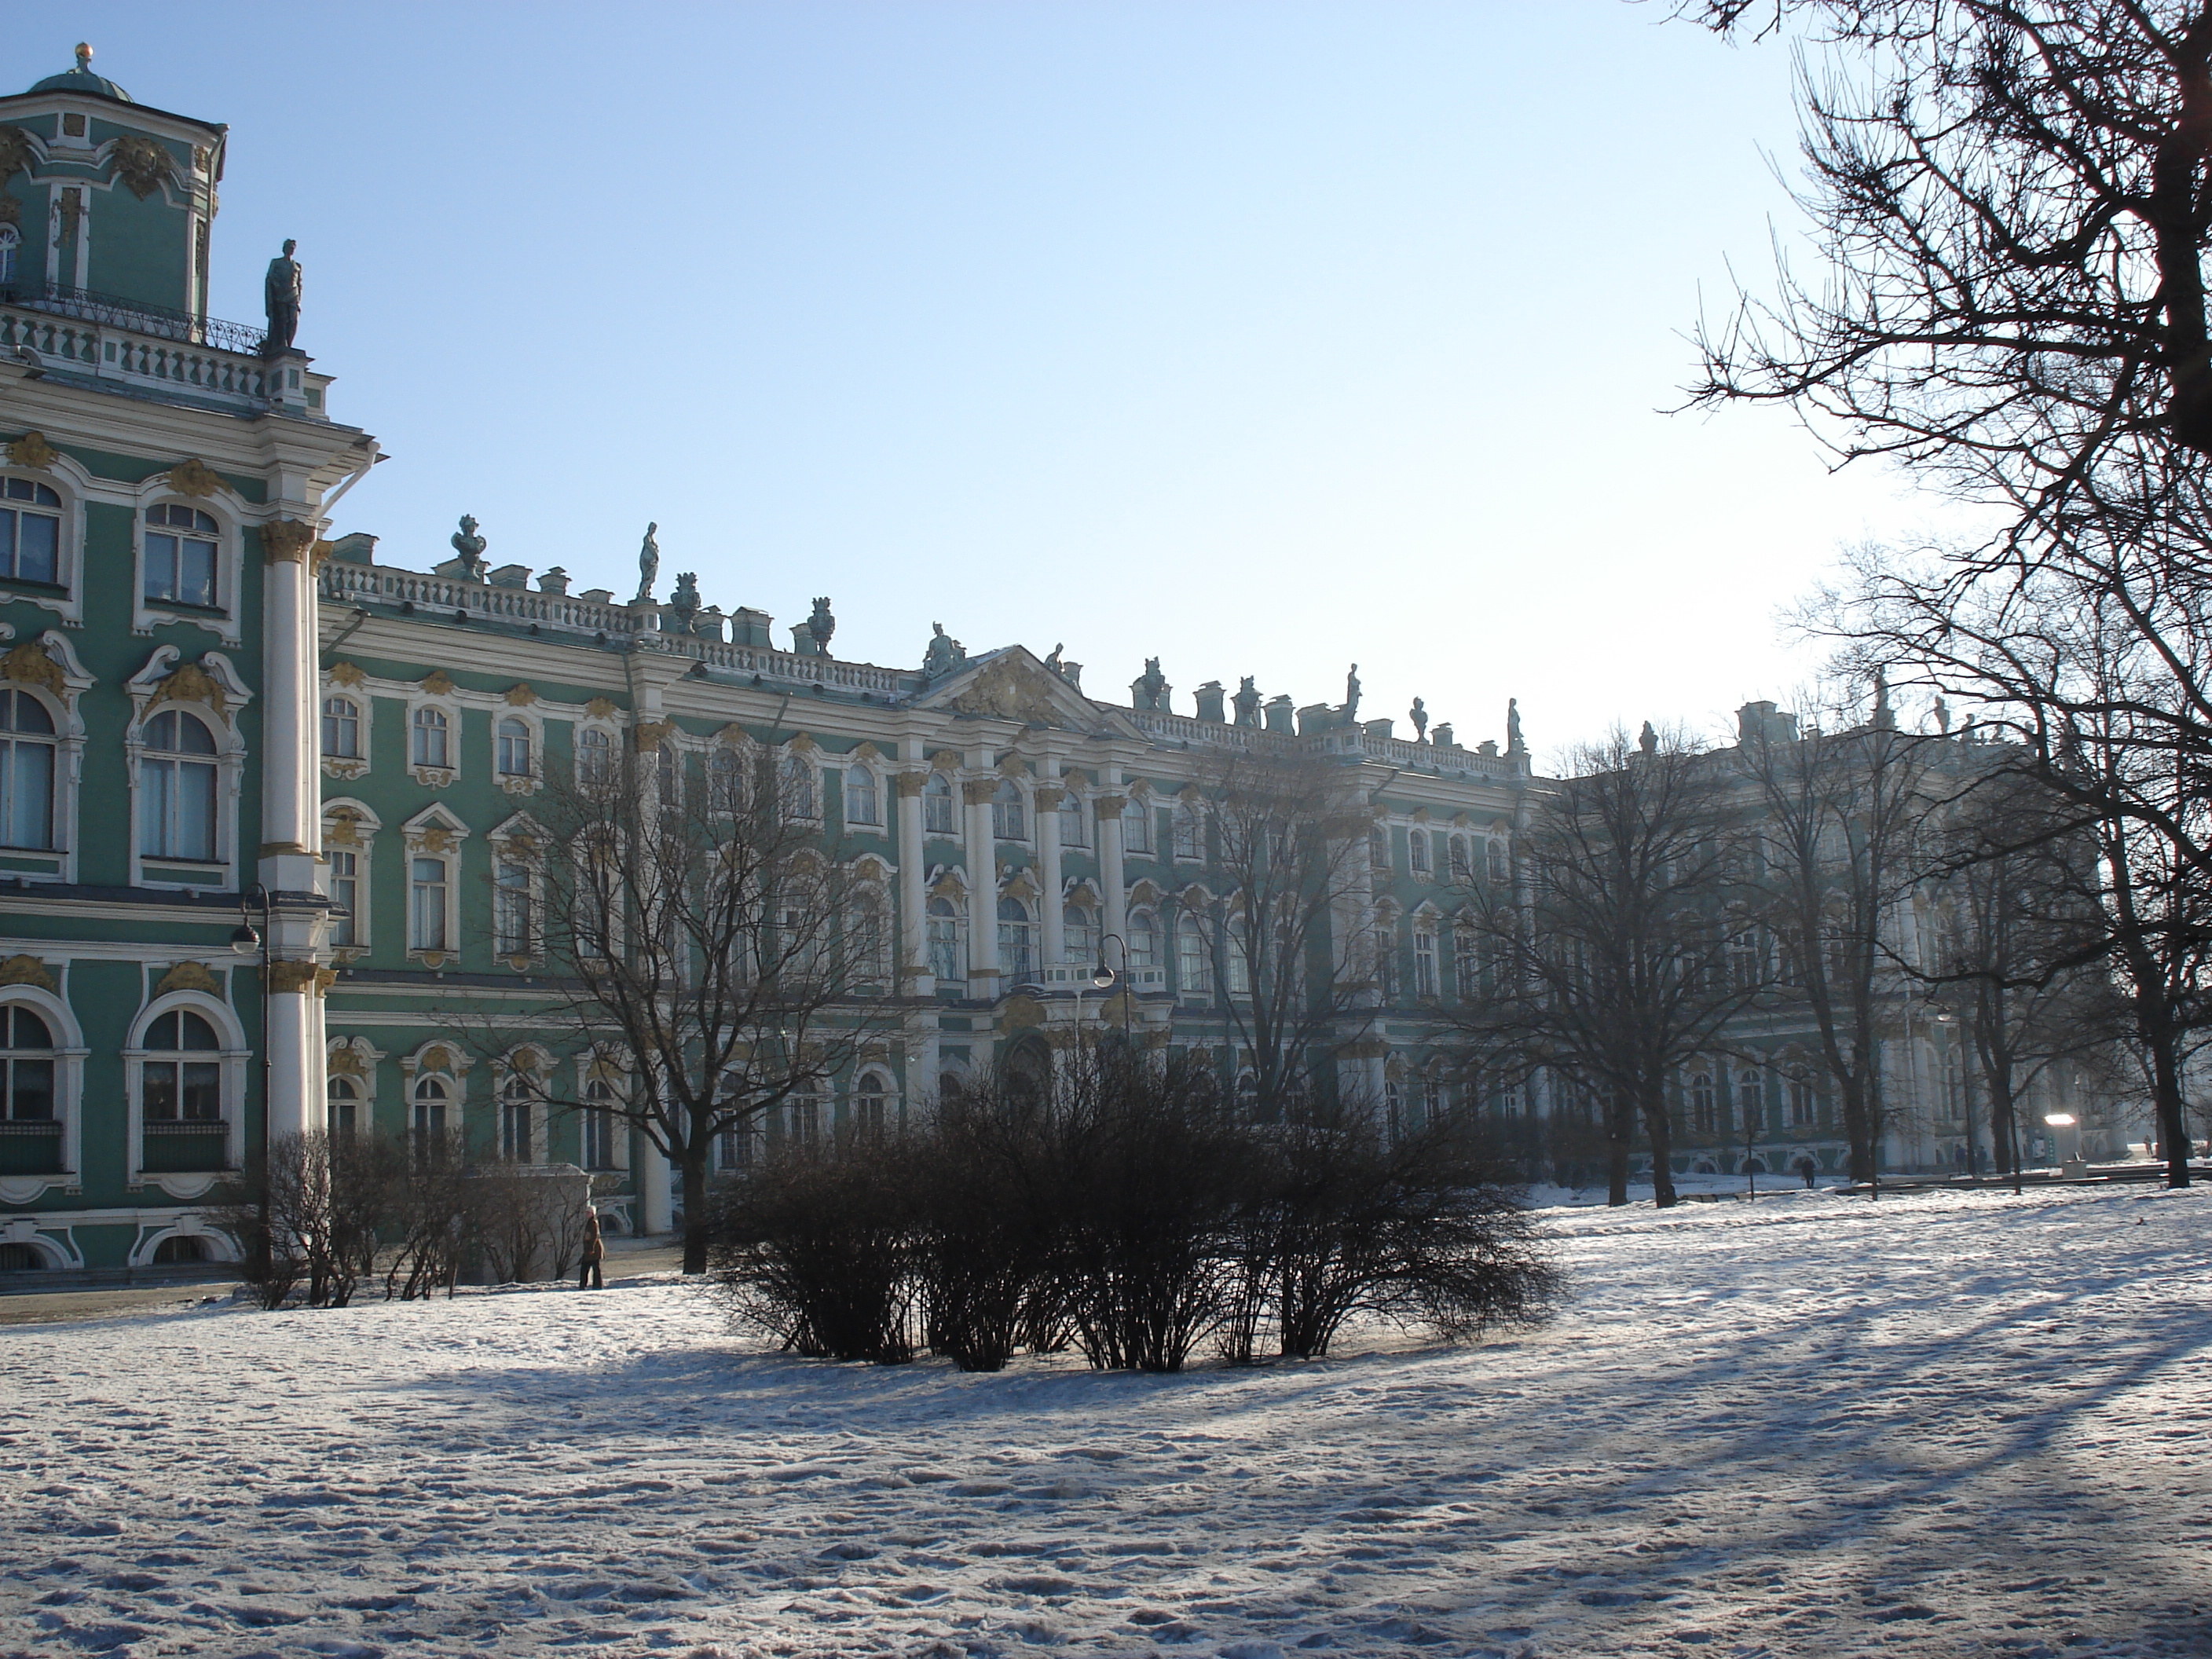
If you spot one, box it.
[263,966,319,1142]
[1097,789,1128,948]
[1037,770,1065,966]
[894,771,929,990]
[259,530,317,869]
[963,776,1000,993]
[638,1132,672,1234]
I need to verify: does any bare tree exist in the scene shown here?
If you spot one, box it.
[1192,749,1379,1120]
[1454,728,1761,1207]
[1735,685,1936,1185]
[509,726,892,1273]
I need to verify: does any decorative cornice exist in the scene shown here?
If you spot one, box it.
[585,697,619,718]
[327,661,367,686]
[0,640,64,698]
[148,661,229,718]
[419,670,456,697]
[504,683,537,705]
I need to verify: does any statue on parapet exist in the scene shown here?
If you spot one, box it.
[922,622,967,679]
[1409,697,1428,742]
[633,523,660,604]
[1507,697,1525,755]
[1045,643,1064,676]
[263,239,302,353]
[1639,720,1658,757]
[668,572,701,633]
[806,597,837,657]
[449,514,487,580]
[1232,676,1261,727]
[1133,657,1170,712]
[1344,663,1361,722]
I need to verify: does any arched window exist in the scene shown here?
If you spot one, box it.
[1059,786,1087,847]
[2,475,62,585]
[844,765,879,826]
[1122,795,1154,855]
[1688,1071,1716,1134]
[0,225,18,290]
[1409,829,1431,875]
[927,894,964,981]
[1787,1065,1817,1127]
[1175,921,1211,998]
[924,771,956,837]
[1730,928,1764,991]
[410,855,450,951]
[1172,800,1203,859]
[577,726,613,788]
[855,1072,888,1136]
[412,1074,450,1148]
[1487,839,1509,884]
[411,705,449,769]
[1,1005,55,1125]
[142,1009,222,1123]
[992,778,1027,841]
[583,1076,618,1169]
[327,1073,359,1137]
[140,709,218,862]
[1454,925,1481,994]
[496,717,532,777]
[500,1072,535,1162]
[320,694,360,759]
[1448,834,1470,879]
[1128,907,1160,969]
[1370,826,1390,870]
[1225,926,1251,995]
[847,890,887,979]
[152,1234,207,1264]
[998,895,1036,980]
[144,504,218,608]
[1737,1068,1763,1130]
[0,689,57,851]
[1064,902,1097,966]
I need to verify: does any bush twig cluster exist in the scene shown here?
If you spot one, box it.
[711,1051,1558,1372]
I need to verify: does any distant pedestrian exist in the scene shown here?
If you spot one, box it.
[1796,1155,1818,1190]
[578,1209,605,1291]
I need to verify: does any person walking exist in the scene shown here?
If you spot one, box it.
[1796,1155,1818,1190]
[578,1208,605,1291]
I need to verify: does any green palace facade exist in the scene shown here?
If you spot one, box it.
[0,50,2101,1269]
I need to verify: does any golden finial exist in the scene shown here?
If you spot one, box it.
[75,43,93,71]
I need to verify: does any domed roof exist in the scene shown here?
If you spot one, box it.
[27,43,132,104]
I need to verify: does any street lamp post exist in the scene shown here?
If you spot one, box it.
[1093,932,1131,1038]
[229,884,274,1273]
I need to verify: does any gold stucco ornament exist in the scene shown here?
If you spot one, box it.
[5,431,57,471]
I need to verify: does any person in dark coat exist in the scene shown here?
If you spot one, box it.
[578,1209,605,1291]
[1796,1155,1818,1190]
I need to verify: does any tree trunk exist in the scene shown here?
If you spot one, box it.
[1641,1090,1678,1208]
[1840,1073,1877,1186]
[2148,1026,2194,1191]
[1605,1091,1632,1207]
[680,1147,712,1274]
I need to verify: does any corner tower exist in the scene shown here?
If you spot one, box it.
[0,43,228,326]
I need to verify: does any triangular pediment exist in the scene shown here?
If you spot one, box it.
[915,646,1139,737]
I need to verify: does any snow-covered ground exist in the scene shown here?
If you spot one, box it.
[5,1185,2209,1659]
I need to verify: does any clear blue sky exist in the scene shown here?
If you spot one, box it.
[20,4,1956,760]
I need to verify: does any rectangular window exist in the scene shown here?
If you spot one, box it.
[142,758,217,862]
[5,1056,53,1120]
[0,738,53,851]
[496,862,533,955]
[0,502,60,585]
[1173,804,1202,859]
[1488,840,1509,884]
[144,1061,222,1122]
[328,848,359,946]
[145,531,218,608]
[1414,931,1437,996]
[412,709,449,769]
[1122,798,1154,855]
[844,767,880,827]
[585,1105,615,1170]
[410,856,449,951]
[321,697,360,758]
[1059,790,1086,847]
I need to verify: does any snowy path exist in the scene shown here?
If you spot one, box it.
[3,1185,2209,1659]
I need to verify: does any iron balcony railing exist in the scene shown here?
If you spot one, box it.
[2,280,267,355]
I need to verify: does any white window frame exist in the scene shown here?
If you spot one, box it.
[495,709,544,795]
[0,467,80,626]
[123,647,252,892]
[0,985,86,1204]
[1122,792,1155,855]
[0,639,90,884]
[409,699,458,786]
[124,988,247,1200]
[321,799,381,956]
[401,808,469,965]
[134,489,243,644]
[842,761,882,830]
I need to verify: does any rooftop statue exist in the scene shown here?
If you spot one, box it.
[1133,657,1170,712]
[1233,676,1261,728]
[1409,696,1428,742]
[263,239,302,354]
[668,572,701,633]
[1344,663,1361,721]
[449,514,487,580]
[1507,697,1525,754]
[922,622,967,679]
[1045,643,1064,676]
[633,522,659,604]
[1639,720,1658,756]
[806,596,837,657]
